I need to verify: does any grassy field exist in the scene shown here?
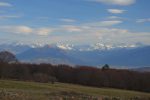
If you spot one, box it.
[0,80,150,100]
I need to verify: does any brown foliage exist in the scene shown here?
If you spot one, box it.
[0,62,150,92]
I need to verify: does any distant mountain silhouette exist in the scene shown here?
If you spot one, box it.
[16,45,150,67]
[17,45,83,65]
[0,44,31,54]
[0,51,18,63]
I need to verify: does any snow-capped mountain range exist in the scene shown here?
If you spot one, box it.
[0,42,143,52]
[0,43,149,68]
[27,42,142,51]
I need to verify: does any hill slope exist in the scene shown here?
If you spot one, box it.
[0,80,150,100]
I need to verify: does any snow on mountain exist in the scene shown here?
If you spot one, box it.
[0,42,143,53]
[0,42,150,67]
[56,43,74,50]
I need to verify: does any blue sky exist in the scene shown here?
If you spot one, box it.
[0,0,150,46]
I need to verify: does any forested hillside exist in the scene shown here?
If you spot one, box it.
[0,62,150,93]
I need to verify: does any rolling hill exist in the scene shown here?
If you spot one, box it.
[0,80,150,100]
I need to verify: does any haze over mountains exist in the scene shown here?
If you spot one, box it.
[0,43,150,68]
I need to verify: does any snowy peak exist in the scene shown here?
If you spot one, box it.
[0,42,145,52]
[56,43,74,50]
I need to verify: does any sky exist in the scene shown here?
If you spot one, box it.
[0,0,150,46]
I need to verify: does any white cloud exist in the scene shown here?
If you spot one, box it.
[107,9,126,14]
[61,25,82,32]
[60,18,76,23]
[107,16,123,20]
[59,20,122,33]
[99,20,122,26]
[88,0,136,6]
[0,26,32,34]
[136,18,150,23]
[35,28,53,36]
[0,15,21,20]
[0,2,12,7]
[85,20,123,27]
[1,19,150,46]
[47,25,150,45]
[0,26,53,36]
[47,19,150,45]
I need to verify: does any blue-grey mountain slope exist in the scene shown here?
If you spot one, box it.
[16,45,150,67]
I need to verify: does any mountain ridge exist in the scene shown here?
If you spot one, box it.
[0,43,150,68]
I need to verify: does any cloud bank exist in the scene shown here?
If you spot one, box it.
[0,26,53,36]
[60,18,76,23]
[88,0,136,6]
[107,9,126,14]
[0,2,12,7]
[0,15,21,20]
[136,18,150,23]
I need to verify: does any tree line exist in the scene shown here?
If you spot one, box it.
[0,62,150,92]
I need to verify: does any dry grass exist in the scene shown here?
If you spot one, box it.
[0,80,150,100]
